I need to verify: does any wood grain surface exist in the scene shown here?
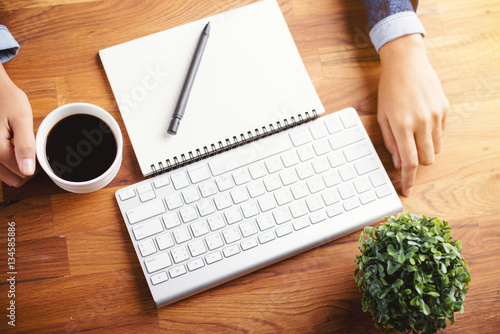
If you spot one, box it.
[1,0,499,333]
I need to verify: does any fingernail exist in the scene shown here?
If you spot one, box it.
[22,158,35,175]
[404,187,413,197]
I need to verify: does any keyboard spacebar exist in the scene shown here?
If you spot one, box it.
[208,134,293,176]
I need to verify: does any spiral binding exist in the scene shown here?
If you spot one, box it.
[150,109,318,176]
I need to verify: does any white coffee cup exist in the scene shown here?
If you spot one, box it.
[36,103,123,193]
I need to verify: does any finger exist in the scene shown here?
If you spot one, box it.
[10,111,36,176]
[377,112,401,169]
[415,128,435,166]
[432,117,443,154]
[0,138,25,178]
[393,128,418,197]
[0,161,26,188]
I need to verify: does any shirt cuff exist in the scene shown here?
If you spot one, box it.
[0,25,20,64]
[369,11,426,53]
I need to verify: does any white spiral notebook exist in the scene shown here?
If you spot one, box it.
[99,0,325,177]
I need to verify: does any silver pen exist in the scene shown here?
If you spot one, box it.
[168,21,210,135]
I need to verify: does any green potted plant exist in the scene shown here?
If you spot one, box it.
[354,212,471,334]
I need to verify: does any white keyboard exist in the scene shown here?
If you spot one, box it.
[115,107,402,307]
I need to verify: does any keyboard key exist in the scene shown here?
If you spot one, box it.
[290,183,309,199]
[188,164,211,184]
[248,162,267,179]
[205,251,223,264]
[343,141,371,162]
[223,245,240,258]
[240,238,258,251]
[182,187,200,204]
[173,226,192,244]
[232,168,251,185]
[162,213,181,229]
[205,233,224,250]
[216,174,233,191]
[127,200,165,224]
[188,240,207,257]
[306,176,325,194]
[179,206,198,223]
[296,162,314,180]
[308,121,328,139]
[230,188,249,204]
[263,175,282,191]
[313,139,331,156]
[306,194,324,212]
[171,246,190,263]
[224,207,243,225]
[145,252,172,273]
[137,183,153,194]
[297,144,315,161]
[191,221,210,237]
[360,191,376,204]
[240,201,260,218]
[311,156,330,174]
[274,188,293,206]
[258,231,276,244]
[239,221,258,237]
[197,200,215,217]
[199,180,217,197]
[207,214,225,231]
[376,186,392,198]
[329,127,364,149]
[354,156,379,175]
[340,110,358,128]
[324,115,343,134]
[138,239,157,257]
[322,189,340,206]
[293,218,310,231]
[156,233,175,250]
[327,151,345,168]
[171,172,190,190]
[273,207,292,224]
[343,198,360,211]
[119,188,136,201]
[256,214,275,231]
[289,201,308,218]
[338,164,357,181]
[354,177,371,194]
[169,265,187,278]
[153,177,170,189]
[326,204,343,217]
[369,171,387,188]
[133,218,164,240]
[310,211,327,224]
[223,226,241,244]
[258,194,276,212]
[279,169,298,186]
[187,258,205,271]
[281,150,299,167]
[150,271,168,285]
[139,191,156,202]
[323,170,341,187]
[289,127,312,146]
[165,193,183,210]
[247,180,266,198]
[338,182,356,200]
[214,193,232,210]
[265,156,284,173]
[276,224,293,237]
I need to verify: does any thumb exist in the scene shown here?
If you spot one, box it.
[377,111,401,169]
[11,113,36,176]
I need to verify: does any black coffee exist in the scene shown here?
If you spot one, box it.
[46,114,117,182]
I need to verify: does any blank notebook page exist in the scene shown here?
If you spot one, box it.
[99,0,325,177]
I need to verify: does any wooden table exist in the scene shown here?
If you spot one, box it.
[1,0,499,332]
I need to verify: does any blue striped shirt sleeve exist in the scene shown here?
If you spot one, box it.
[0,25,20,64]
